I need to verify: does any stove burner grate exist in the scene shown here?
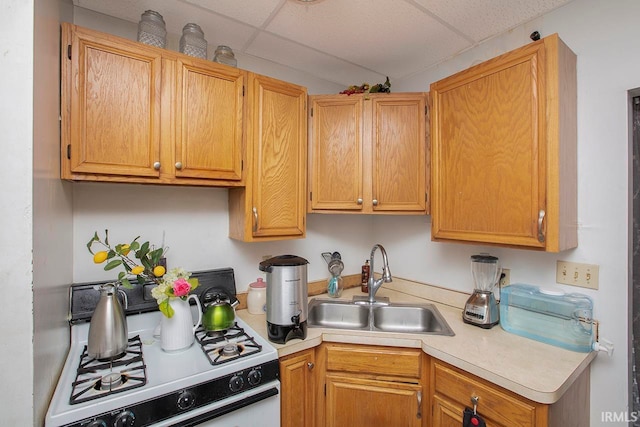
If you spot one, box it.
[195,323,262,365]
[70,335,147,405]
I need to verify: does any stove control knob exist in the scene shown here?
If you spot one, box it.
[113,410,135,427]
[177,390,196,410]
[247,368,262,385]
[85,420,107,427]
[229,374,244,392]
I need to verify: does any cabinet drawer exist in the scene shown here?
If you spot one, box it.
[433,362,537,426]
[325,344,421,379]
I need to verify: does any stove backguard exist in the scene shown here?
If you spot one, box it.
[69,268,238,323]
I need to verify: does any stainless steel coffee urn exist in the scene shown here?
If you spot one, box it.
[259,255,309,344]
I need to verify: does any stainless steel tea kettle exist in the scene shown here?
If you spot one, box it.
[87,283,128,359]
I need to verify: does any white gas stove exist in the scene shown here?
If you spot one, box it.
[45,269,280,427]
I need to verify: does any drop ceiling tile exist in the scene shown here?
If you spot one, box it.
[415,0,573,42]
[246,32,386,87]
[182,0,283,27]
[266,0,469,79]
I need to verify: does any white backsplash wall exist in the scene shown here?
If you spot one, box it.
[72,183,372,291]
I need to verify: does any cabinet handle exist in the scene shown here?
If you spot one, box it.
[307,362,314,370]
[252,207,258,233]
[372,199,378,206]
[357,198,363,205]
[537,209,546,243]
[416,390,422,419]
[153,162,161,171]
[175,162,183,170]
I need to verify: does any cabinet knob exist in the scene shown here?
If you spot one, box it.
[307,362,314,370]
[175,162,183,170]
[372,199,378,206]
[357,198,363,205]
[153,162,161,171]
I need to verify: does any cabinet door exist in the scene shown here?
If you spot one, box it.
[280,350,315,427]
[371,94,427,212]
[65,24,161,178]
[248,73,307,238]
[325,375,422,427]
[173,58,243,181]
[309,95,364,210]
[430,35,576,250]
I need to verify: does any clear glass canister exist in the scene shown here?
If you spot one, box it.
[247,278,267,314]
[213,45,238,67]
[137,10,167,48]
[179,23,207,59]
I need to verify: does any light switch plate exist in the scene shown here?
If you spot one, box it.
[556,261,599,289]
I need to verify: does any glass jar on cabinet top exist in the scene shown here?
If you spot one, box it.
[213,45,238,67]
[179,23,207,59]
[137,10,167,48]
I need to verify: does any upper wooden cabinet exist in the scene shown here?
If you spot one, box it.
[228,73,307,241]
[308,93,429,214]
[61,23,244,186]
[430,33,577,251]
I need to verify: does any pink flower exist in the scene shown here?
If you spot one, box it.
[172,278,191,297]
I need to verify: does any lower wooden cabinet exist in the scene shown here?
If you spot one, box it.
[279,346,589,427]
[325,375,423,427]
[318,343,427,427]
[279,349,316,427]
[431,360,548,427]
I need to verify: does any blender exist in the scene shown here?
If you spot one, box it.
[463,254,501,328]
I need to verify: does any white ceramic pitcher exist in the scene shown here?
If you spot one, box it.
[160,295,202,352]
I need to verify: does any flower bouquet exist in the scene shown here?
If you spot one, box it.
[87,230,199,318]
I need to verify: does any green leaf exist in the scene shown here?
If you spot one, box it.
[104,259,123,271]
[86,232,99,254]
[188,278,199,291]
[129,240,140,251]
[159,299,174,318]
[149,248,164,266]
[137,274,146,285]
[104,229,110,246]
[118,271,126,281]
[141,256,152,271]
[107,250,116,259]
[121,278,133,289]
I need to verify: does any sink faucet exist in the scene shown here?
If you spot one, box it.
[368,244,393,304]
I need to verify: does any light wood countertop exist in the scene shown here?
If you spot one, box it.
[237,278,596,405]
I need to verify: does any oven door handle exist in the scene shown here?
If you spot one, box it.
[172,387,279,427]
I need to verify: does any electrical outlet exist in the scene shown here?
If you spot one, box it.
[499,268,510,287]
[556,261,599,289]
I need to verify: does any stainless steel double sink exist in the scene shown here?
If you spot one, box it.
[307,298,455,336]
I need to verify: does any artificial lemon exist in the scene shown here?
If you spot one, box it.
[120,244,131,256]
[153,265,166,277]
[93,251,108,264]
[131,265,145,275]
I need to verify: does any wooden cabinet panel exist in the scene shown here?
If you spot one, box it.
[228,73,307,241]
[280,350,316,427]
[431,360,544,427]
[430,33,576,251]
[174,58,243,180]
[309,93,428,214]
[325,375,422,427]
[65,24,162,178]
[61,23,245,187]
[325,343,421,379]
[309,96,363,210]
[371,95,427,212]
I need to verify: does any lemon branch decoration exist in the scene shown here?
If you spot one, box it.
[87,229,167,289]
